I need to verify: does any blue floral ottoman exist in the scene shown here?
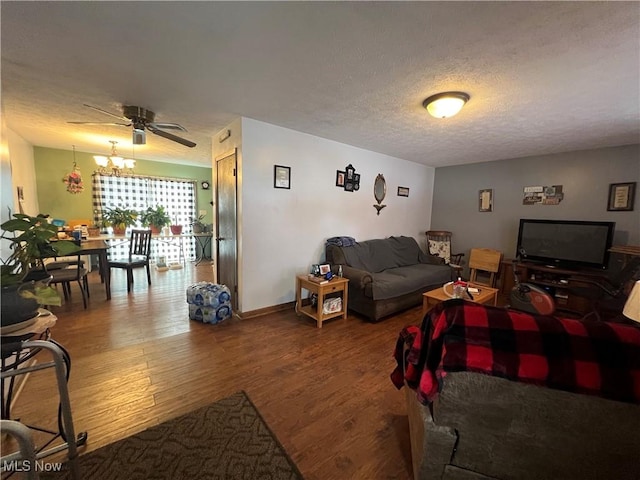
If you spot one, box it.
[186,282,232,324]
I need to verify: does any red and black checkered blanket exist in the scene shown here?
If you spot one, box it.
[391,300,640,404]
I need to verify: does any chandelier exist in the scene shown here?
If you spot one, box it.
[94,140,135,176]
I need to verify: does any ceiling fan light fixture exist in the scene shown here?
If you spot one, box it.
[423,92,470,119]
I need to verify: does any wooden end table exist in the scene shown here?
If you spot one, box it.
[422,283,499,317]
[295,275,349,328]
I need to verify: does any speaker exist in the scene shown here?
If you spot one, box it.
[132,128,146,145]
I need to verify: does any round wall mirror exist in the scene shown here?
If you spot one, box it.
[373,174,387,215]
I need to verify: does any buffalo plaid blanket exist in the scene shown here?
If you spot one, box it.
[391,300,640,404]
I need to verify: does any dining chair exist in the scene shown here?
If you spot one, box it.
[44,254,90,309]
[108,229,153,293]
[468,248,503,288]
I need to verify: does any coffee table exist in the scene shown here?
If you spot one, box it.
[422,283,499,317]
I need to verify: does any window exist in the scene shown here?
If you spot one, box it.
[92,173,198,262]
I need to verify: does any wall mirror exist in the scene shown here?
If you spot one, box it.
[373,174,387,215]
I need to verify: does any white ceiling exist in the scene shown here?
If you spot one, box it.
[2,2,639,168]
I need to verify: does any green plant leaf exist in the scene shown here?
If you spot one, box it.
[20,285,62,306]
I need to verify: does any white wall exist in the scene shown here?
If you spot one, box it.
[6,128,39,215]
[239,117,435,312]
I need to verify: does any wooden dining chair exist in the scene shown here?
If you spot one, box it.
[108,229,153,293]
[44,253,90,309]
[468,248,503,288]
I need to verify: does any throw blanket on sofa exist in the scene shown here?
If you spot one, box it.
[325,236,356,247]
[391,300,640,404]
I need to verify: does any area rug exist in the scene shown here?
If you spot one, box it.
[41,391,303,480]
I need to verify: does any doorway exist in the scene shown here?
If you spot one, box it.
[215,149,238,311]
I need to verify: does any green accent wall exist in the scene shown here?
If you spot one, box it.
[34,146,213,225]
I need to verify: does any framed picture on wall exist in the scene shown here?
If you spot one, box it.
[397,186,409,197]
[479,189,493,212]
[274,165,291,189]
[607,182,636,211]
[336,170,345,187]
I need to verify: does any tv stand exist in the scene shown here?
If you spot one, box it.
[510,262,608,317]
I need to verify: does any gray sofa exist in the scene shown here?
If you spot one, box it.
[397,301,640,480]
[325,236,452,322]
[405,372,640,480]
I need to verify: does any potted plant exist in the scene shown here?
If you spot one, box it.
[140,205,171,234]
[1,213,79,325]
[190,214,206,234]
[170,215,183,235]
[102,207,139,235]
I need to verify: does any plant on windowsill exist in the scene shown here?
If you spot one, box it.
[140,205,171,234]
[1,213,80,326]
[169,215,183,235]
[101,207,139,235]
[190,214,206,234]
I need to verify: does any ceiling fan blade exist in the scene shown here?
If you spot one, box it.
[83,103,129,121]
[68,121,131,126]
[149,122,187,132]
[147,125,196,148]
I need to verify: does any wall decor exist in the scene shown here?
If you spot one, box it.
[201,180,210,190]
[373,174,387,215]
[479,188,492,212]
[397,186,410,197]
[522,185,564,205]
[337,164,360,192]
[274,165,290,189]
[607,182,636,211]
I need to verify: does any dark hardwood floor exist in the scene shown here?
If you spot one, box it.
[3,264,420,479]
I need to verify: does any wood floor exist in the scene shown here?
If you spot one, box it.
[3,264,420,479]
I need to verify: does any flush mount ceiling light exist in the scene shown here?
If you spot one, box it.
[423,92,470,119]
[94,140,135,176]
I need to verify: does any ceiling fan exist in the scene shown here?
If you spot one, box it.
[68,104,196,148]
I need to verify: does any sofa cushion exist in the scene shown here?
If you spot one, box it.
[369,264,451,300]
[341,236,427,273]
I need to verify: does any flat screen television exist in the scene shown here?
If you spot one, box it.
[516,219,615,270]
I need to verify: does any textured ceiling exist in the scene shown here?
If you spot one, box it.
[1,1,639,168]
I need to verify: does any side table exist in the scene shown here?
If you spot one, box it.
[295,275,349,328]
[193,233,213,265]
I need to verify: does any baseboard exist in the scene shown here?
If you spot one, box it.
[237,301,295,320]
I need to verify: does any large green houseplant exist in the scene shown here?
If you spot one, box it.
[1,213,80,325]
[101,207,139,235]
[140,205,171,234]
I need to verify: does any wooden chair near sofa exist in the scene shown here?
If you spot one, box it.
[468,248,503,288]
[425,231,464,279]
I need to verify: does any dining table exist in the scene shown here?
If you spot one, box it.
[76,239,111,300]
